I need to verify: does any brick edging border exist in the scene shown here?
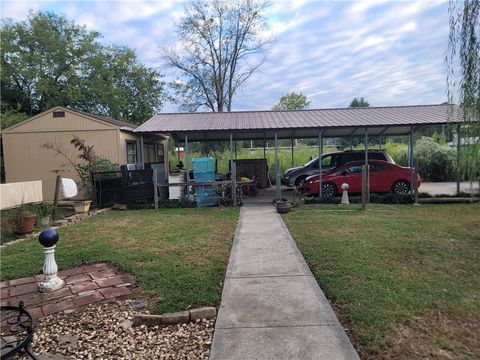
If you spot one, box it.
[132,307,216,327]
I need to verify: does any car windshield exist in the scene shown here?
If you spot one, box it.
[304,157,318,167]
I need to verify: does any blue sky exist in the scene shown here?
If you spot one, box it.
[1,0,451,112]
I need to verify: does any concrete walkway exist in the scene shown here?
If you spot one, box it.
[210,205,359,360]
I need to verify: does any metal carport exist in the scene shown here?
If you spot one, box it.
[134,104,463,204]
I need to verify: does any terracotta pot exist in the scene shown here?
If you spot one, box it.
[275,201,292,214]
[73,201,92,214]
[15,214,37,235]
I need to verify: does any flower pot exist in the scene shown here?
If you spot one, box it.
[275,201,292,214]
[39,215,51,226]
[73,201,92,214]
[15,214,37,235]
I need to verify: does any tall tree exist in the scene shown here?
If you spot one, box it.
[1,11,166,124]
[163,0,274,112]
[338,98,371,149]
[447,0,479,183]
[1,11,100,116]
[272,92,311,110]
[349,97,370,108]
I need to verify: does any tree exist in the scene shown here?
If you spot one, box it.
[1,11,166,124]
[337,98,371,149]
[272,92,311,110]
[163,0,274,112]
[447,0,479,184]
[83,45,166,123]
[349,97,370,108]
[42,136,118,200]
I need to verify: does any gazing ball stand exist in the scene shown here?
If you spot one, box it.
[38,228,65,292]
[341,183,350,206]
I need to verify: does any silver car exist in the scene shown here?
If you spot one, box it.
[281,150,395,187]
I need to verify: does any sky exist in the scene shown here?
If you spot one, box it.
[1,0,451,112]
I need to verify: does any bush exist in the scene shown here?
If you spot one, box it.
[384,140,408,166]
[414,137,456,181]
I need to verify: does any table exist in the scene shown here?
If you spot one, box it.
[1,301,37,360]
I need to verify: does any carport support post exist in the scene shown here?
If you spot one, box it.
[456,123,461,194]
[318,129,323,200]
[230,133,237,206]
[361,165,368,211]
[364,127,370,203]
[408,127,414,195]
[153,168,158,209]
[140,135,145,167]
[185,134,190,200]
[291,136,294,167]
[275,132,281,201]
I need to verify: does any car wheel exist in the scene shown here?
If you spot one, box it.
[322,182,337,198]
[295,176,307,188]
[391,180,410,195]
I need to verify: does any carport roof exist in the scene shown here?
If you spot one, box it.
[134,104,461,141]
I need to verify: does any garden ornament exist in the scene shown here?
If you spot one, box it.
[38,228,64,292]
[341,183,350,206]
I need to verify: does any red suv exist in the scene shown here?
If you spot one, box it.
[302,160,421,197]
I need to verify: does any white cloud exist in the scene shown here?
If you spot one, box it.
[1,1,41,20]
[1,0,450,111]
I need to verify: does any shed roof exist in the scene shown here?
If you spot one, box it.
[3,106,138,133]
[66,107,138,131]
[135,104,461,141]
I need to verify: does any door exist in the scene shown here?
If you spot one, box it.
[369,163,391,192]
[342,164,363,193]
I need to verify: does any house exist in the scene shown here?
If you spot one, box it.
[2,107,168,200]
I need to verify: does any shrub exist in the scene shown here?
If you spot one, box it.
[385,140,408,166]
[414,137,456,181]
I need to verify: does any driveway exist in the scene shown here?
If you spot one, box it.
[420,181,479,196]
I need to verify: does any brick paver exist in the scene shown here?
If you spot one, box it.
[1,263,132,319]
[100,286,132,299]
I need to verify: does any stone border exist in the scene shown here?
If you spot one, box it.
[132,307,216,327]
[1,208,111,248]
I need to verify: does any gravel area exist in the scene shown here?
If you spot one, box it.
[28,299,215,359]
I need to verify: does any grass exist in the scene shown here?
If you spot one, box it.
[282,203,480,359]
[1,208,239,314]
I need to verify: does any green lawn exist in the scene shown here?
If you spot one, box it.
[1,208,239,314]
[283,204,480,359]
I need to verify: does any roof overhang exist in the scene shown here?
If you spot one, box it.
[134,104,464,142]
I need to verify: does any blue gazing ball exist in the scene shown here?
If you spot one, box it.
[39,228,59,247]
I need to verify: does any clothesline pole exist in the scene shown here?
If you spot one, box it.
[52,174,62,221]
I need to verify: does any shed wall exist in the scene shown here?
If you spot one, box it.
[3,129,119,200]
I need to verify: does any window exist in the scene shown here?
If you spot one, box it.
[370,152,386,160]
[144,144,155,163]
[126,141,137,164]
[346,165,363,174]
[156,144,165,163]
[53,111,65,118]
[321,155,332,167]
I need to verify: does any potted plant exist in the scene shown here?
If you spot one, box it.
[73,200,92,214]
[274,198,292,214]
[12,205,37,235]
[36,203,53,225]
